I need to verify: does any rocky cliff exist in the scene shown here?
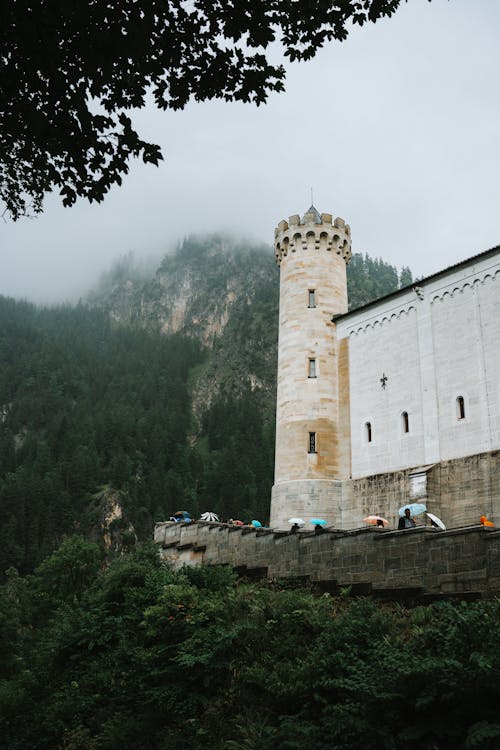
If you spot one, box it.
[90,235,280,424]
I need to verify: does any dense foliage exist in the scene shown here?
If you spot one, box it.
[347,252,413,309]
[0,294,274,573]
[1,539,499,750]
[1,0,406,219]
[0,298,203,571]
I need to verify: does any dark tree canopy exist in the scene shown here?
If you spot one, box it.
[1,0,406,219]
[1,546,500,750]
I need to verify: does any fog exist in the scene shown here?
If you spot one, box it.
[2,0,500,303]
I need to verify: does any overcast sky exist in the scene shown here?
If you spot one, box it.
[2,0,500,303]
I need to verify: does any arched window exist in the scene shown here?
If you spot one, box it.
[308,289,316,308]
[456,396,465,420]
[308,358,317,378]
[365,422,372,443]
[401,411,409,434]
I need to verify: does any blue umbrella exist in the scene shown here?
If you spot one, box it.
[310,518,327,526]
[251,520,262,528]
[398,502,427,517]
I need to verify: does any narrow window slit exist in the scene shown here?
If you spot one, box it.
[365,422,372,443]
[308,432,317,454]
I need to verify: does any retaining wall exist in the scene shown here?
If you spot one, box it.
[154,520,500,600]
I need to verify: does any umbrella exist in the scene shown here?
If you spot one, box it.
[310,518,327,526]
[363,515,390,527]
[251,520,262,528]
[288,517,305,527]
[200,511,219,522]
[173,510,191,518]
[480,516,495,527]
[232,520,245,526]
[426,512,446,530]
[398,503,427,517]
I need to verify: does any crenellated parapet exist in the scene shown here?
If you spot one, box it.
[274,210,352,265]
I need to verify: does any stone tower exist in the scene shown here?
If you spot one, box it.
[270,206,352,529]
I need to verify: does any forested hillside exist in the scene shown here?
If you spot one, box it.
[348,252,413,309]
[1,540,499,750]
[0,298,206,572]
[0,236,412,573]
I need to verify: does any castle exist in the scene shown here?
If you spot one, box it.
[155,207,500,597]
[270,206,500,530]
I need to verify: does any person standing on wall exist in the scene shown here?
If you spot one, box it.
[398,508,416,529]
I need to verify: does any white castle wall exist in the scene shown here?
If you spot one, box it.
[337,249,500,479]
[344,304,425,477]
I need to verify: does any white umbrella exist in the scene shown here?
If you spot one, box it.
[200,511,219,522]
[288,517,305,527]
[426,512,446,530]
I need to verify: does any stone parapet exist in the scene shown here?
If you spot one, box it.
[154,520,500,599]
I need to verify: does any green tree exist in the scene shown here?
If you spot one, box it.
[34,536,102,604]
[2,1,408,219]
[1,553,500,750]
[0,295,206,571]
[400,265,413,287]
[347,252,403,310]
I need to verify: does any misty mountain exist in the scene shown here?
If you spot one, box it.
[0,235,412,573]
[90,235,412,418]
[89,235,280,421]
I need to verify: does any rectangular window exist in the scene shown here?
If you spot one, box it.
[308,358,316,378]
[308,432,317,454]
[308,289,316,308]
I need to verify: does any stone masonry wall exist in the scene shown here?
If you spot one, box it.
[271,479,342,532]
[341,450,500,530]
[428,451,500,527]
[154,520,500,599]
[269,450,499,532]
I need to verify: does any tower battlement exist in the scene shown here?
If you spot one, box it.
[274,207,352,265]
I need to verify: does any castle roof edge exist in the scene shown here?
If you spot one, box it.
[333,243,500,322]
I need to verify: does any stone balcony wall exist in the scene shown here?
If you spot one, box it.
[154,520,500,600]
